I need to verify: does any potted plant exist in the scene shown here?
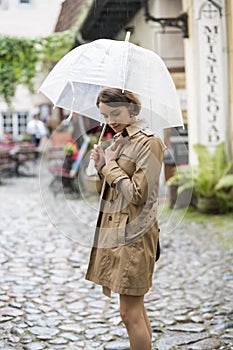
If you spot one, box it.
[63,140,78,171]
[178,142,233,214]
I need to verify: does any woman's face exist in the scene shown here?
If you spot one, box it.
[99,102,132,133]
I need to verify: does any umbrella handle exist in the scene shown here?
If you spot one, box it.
[97,123,107,144]
[86,123,107,176]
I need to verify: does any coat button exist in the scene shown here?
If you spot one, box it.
[109,216,112,221]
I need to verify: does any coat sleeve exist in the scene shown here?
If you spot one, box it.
[101,136,165,205]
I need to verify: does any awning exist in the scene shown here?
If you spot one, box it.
[80,0,143,40]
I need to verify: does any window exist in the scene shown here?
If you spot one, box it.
[18,0,33,9]
[17,112,28,135]
[2,113,13,134]
[18,0,32,5]
[0,112,29,139]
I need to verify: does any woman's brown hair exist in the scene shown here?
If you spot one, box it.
[96,88,141,117]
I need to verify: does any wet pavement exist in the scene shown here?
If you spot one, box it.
[0,162,233,350]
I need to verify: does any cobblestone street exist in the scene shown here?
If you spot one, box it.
[0,163,233,350]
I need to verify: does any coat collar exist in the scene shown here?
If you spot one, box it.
[113,118,152,139]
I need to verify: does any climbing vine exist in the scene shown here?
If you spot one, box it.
[0,30,75,105]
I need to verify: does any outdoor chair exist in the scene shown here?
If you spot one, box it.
[0,147,15,182]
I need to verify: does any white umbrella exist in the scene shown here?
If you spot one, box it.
[39,35,183,131]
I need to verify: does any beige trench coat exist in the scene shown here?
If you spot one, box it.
[85,119,165,297]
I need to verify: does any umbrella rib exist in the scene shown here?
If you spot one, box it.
[65,81,75,123]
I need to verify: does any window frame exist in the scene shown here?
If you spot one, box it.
[18,0,32,6]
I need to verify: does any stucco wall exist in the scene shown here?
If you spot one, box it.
[0,0,62,37]
[116,0,184,69]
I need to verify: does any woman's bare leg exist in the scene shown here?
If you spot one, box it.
[119,294,151,350]
[143,305,152,339]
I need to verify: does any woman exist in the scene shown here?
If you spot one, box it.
[85,87,165,350]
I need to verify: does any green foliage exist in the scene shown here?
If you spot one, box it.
[63,141,77,156]
[192,144,214,197]
[167,142,233,213]
[166,164,193,187]
[215,174,233,191]
[192,142,233,198]
[193,142,233,195]
[0,30,75,105]
[166,164,194,204]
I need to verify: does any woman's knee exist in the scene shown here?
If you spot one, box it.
[120,306,138,327]
[120,295,144,327]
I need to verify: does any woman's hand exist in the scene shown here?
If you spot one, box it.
[90,142,106,170]
[105,143,123,165]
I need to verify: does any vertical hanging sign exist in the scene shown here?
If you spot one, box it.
[195,0,227,148]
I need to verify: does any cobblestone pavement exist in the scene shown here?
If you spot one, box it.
[0,164,232,350]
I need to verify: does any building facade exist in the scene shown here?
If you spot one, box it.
[0,0,63,139]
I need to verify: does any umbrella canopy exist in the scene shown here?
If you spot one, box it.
[39,38,183,130]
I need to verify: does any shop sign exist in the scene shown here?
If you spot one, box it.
[195,0,227,148]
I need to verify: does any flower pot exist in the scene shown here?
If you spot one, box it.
[168,183,178,208]
[168,183,194,209]
[197,196,220,214]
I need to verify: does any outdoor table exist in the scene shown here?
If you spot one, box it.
[10,142,39,176]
